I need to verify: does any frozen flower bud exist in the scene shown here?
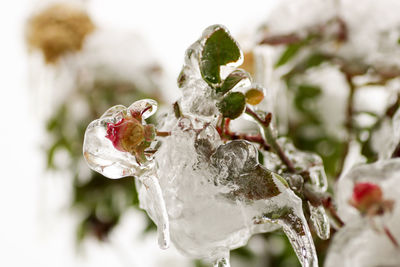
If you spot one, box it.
[350,182,383,214]
[106,117,145,152]
[83,99,158,179]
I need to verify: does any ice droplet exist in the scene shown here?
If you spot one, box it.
[308,202,330,240]
[153,115,318,266]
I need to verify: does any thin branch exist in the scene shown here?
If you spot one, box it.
[245,107,296,173]
[217,118,270,151]
[304,186,344,228]
[156,131,171,137]
[384,225,400,249]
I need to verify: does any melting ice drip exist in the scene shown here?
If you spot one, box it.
[83,25,324,267]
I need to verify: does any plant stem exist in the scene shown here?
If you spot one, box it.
[156,131,171,137]
[218,118,270,150]
[321,196,345,228]
[245,107,296,173]
[384,225,399,249]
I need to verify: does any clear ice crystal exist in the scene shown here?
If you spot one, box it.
[153,115,318,267]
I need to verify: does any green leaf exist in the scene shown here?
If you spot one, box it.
[275,42,304,67]
[294,84,322,124]
[305,53,328,68]
[217,92,246,119]
[200,27,241,85]
[216,69,250,94]
[297,84,321,98]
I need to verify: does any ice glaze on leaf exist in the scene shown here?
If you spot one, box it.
[200,27,241,86]
[218,92,246,119]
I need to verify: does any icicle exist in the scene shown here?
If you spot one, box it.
[140,171,170,249]
[308,202,330,240]
[256,176,319,267]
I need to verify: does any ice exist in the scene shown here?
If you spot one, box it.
[336,158,400,223]
[177,25,244,119]
[83,99,170,249]
[154,115,318,266]
[327,159,400,266]
[136,170,170,249]
[308,203,330,240]
[259,137,330,240]
[83,24,320,266]
[325,217,400,267]
[83,99,157,178]
[262,137,328,191]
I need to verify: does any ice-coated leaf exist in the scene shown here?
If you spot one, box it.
[216,69,250,95]
[218,92,246,119]
[200,25,241,85]
[211,140,281,199]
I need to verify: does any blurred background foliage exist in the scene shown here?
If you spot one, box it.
[27,0,400,266]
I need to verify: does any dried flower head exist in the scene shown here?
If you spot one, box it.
[26,3,95,63]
